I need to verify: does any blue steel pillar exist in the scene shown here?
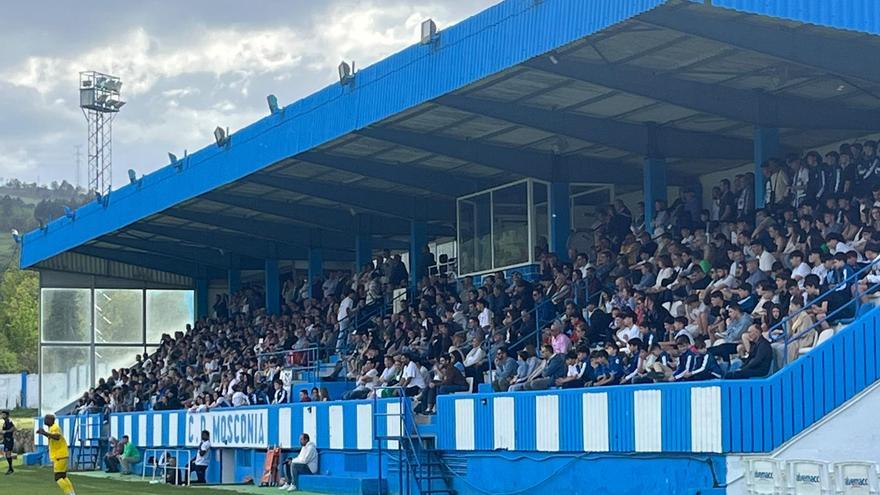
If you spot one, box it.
[549,182,571,260]
[644,157,667,236]
[410,220,427,289]
[227,254,241,295]
[195,277,209,319]
[753,127,780,210]
[265,259,280,315]
[355,233,372,272]
[308,247,323,299]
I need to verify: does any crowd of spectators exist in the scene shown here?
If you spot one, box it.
[71,141,880,415]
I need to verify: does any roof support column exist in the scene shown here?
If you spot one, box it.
[195,275,209,320]
[356,234,372,273]
[265,259,280,315]
[644,157,667,236]
[227,255,241,295]
[410,220,428,290]
[550,182,571,261]
[753,127,781,210]
[308,247,323,299]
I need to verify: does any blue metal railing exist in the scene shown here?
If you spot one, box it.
[771,255,880,367]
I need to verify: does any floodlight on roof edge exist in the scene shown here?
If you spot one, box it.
[214,126,230,148]
[420,19,439,45]
[63,206,76,221]
[11,229,20,244]
[338,61,355,85]
[267,94,280,115]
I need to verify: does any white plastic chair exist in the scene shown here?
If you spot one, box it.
[746,457,786,494]
[833,461,879,494]
[788,458,832,495]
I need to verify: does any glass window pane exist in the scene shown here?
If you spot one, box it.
[95,289,144,344]
[473,193,492,272]
[492,182,529,267]
[146,290,194,343]
[40,346,91,415]
[532,182,550,258]
[95,346,145,380]
[458,199,476,274]
[570,185,613,254]
[41,288,91,343]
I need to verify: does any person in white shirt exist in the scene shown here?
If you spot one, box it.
[231,384,250,407]
[280,433,318,491]
[750,240,776,273]
[336,289,356,352]
[400,353,427,397]
[190,430,211,484]
[342,359,379,400]
[476,299,492,329]
[789,250,811,285]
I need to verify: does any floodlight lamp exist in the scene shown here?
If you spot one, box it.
[168,152,178,164]
[63,206,76,221]
[128,169,138,184]
[214,126,229,147]
[96,93,110,104]
[420,19,438,45]
[95,76,108,89]
[11,229,20,244]
[267,94,280,114]
[338,61,355,85]
[107,98,126,110]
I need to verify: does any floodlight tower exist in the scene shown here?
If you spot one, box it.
[79,71,125,198]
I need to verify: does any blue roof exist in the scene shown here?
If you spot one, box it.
[20,0,880,271]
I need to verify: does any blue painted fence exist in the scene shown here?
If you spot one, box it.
[35,307,880,457]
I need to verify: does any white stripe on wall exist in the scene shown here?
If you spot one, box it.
[279,408,292,449]
[583,392,609,452]
[386,402,401,450]
[123,415,132,444]
[303,406,317,445]
[329,405,344,449]
[153,415,163,447]
[691,386,722,453]
[454,399,475,450]
[62,418,71,444]
[110,416,119,441]
[634,389,662,452]
[169,413,179,446]
[536,394,559,452]
[356,404,373,450]
[137,414,148,447]
[493,396,515,450]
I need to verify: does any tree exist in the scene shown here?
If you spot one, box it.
[0,261,38,372]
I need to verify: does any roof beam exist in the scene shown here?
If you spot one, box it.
[99,234,235,269]
[360,127,688,185]
[243,174,454,221]
[358,127,554,178]
[640,5,880,85]
[200,192,454,237]
[129,223,353,261]
[163,208,408,250]
[525,58,880,131]
[296,151,487,197]
[74,245,219,279]
[435,94,756,160]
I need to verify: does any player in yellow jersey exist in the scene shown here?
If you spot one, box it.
[36,414,76,495]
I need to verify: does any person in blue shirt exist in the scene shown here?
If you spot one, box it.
[679,337,723,381]
[603,341,623,370]
[826,252,856,321]
[734,283,758,314]
[672,336,695,381]
[592,349,623,386]
[621,338,645,384]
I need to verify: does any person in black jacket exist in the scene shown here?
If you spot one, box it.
[727,324,773,379]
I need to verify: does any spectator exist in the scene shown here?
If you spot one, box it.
[104,437,123,473]
[280,433,318,492]
[118,435,140,475]
[490,347,518,392]
[190,430,211,484]
[728,325,773,379]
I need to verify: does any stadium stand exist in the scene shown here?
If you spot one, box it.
[65,140,880,417]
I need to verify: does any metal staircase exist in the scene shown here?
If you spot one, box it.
[373,392,456,495]
[71,414,103,471]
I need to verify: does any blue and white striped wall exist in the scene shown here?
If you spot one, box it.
[34,414,102,448]
[100,399,405,451]
[436,385,722,453]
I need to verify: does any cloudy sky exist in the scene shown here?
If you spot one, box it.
[0,0,498,187]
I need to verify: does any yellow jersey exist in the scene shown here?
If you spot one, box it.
[47,423,69,460]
